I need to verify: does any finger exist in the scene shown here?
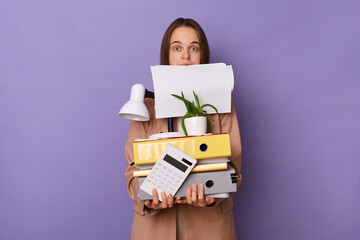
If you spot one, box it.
[176,197,187,204]
[178,199,187,204]
[191,184,198,203]
[198,184,206,207]
[186,187,192,204]
[205,197,215,205]
[152,188,159,208]
[168,194,174,208]
[145,200,151,208]
[160,192,168,208]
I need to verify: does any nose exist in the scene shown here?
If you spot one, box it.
[182,49,190,60]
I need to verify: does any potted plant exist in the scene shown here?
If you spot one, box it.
[171,91,218,136]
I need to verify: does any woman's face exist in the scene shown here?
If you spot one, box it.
[169,27,201,66]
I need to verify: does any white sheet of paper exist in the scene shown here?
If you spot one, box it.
[151,63,234,119]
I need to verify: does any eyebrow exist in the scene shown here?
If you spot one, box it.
[171,41,200,45]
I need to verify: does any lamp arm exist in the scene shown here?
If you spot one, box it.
[144,88,173,132]
[168,118,174,132]
[145,89,154,99]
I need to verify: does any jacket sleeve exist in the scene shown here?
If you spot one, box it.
[124,119,161,216]
[220,101,242,186]
[209,101,242,208]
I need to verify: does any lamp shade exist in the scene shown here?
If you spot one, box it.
[119,84,149,121]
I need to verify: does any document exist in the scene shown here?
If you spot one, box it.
[151,63,234,119]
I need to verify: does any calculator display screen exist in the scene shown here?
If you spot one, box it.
[163,154,188,173]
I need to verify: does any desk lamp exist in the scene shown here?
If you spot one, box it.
[119,83,184,139]
[119,84,153,121]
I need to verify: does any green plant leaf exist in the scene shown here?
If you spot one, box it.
[181,113,189,136]
[206,116,212,133]
[184,100,192,115]
[172,91,219,135]
[206,115,214,121]
[175,91,193,114]
[171,93,181,98]
[200,104,219,114]
[191,101,201,116]
[193,91,199,107]
[194,91,205,115]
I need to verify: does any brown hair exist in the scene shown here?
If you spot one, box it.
[160,18,210,65]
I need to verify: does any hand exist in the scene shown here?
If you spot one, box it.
[145,188,178,209]
[176,184,215,207]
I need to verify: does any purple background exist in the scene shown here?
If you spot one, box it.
[1,0,359,239]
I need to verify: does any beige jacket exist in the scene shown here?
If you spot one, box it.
[125,98,242,240]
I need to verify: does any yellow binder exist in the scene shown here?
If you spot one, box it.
[133,162,228,177]
[133,134,231,165]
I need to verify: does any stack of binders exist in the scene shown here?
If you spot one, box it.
[132,134,238,200]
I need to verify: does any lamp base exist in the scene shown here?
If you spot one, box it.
[149,132,185,140]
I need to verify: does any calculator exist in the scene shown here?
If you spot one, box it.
[140,144,197,202]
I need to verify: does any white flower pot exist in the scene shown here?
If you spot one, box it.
[184,116,207,136]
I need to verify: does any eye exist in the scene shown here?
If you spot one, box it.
[173,46,181,51]
[191,46,199,52]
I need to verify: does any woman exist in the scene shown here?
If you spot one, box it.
[125,18,242,240]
